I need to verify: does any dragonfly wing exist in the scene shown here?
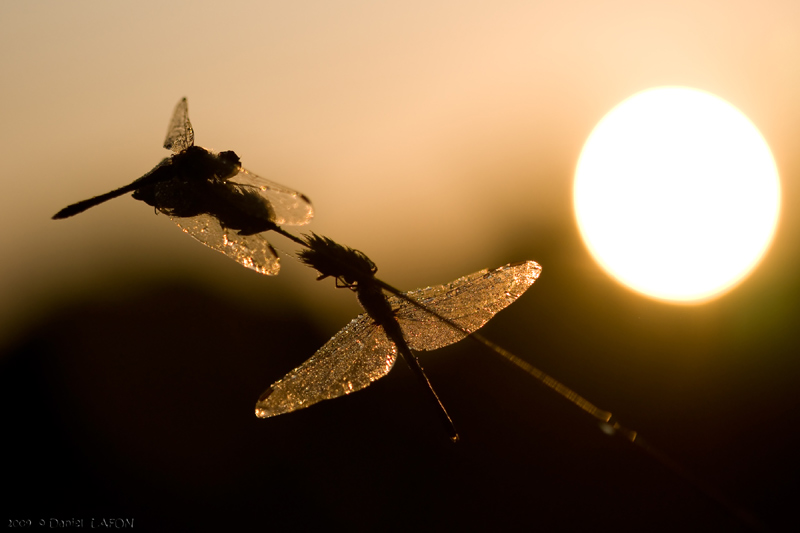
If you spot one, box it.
[163,97,194,153]
[389,260,542,351]
[171,213,281,275]
[227,168,314,226]
[255,314,397,417]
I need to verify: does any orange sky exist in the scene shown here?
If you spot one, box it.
[5,4,800,529]
[1,0,800,344]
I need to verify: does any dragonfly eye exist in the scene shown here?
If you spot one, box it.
[218,150,241,166]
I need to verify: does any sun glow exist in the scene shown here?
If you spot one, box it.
[574,87,780,303]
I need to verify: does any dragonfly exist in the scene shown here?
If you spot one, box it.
[53,98,314,275]
[255,234,542,441]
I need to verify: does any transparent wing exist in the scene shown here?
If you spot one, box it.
[390,260,542,351]
[228,168,313,226]
[254,261,540,418]
[255,314,396,417]
[171,213,280,275]
[163,97,194,153]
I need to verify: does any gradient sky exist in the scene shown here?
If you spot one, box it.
[2,2,800,529]
[3,0,800,340]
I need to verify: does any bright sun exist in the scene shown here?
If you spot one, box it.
[574,87,780,303]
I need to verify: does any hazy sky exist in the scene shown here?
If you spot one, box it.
[4,3,800,529]
[2,0,799,342]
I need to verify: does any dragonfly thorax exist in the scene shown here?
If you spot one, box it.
[131,146,279,235]
[171,146,242,183]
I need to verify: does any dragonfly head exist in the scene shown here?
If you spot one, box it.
[299,234,377,289]
[218,150,241,167]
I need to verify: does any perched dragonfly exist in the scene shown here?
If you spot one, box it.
[53,98,313,275]
[255,234,542,441]
[258,241,762,531]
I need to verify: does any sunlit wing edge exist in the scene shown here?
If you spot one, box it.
[255,314,397,417]
[228,168,314,226]
[171,213,281,275]
[163,97,194,153]
[254,260,541,419]
[390,260,542,352]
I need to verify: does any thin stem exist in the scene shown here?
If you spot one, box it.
[270,227,764,530]
[373,279,763,531]
[274,226,624,435]
[373,279,636,440]
[272,225,308,247]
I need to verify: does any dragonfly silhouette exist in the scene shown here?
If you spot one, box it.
[257,236,763,530]
[255,234,542,442]
[52,98,313,275]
